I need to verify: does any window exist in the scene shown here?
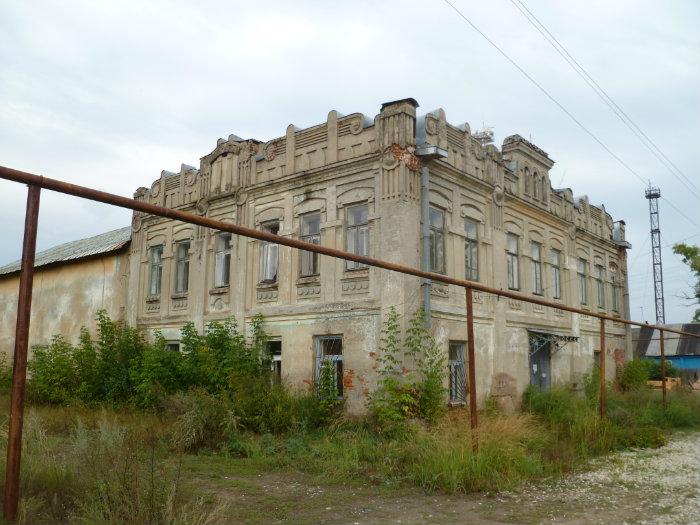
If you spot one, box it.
[465,220,479,281]
[610,266,619,312]
[533,173,540,199]
[506,233,519,290]
[300,212,321,276]
[148,245,163,296]
[315,336,343,398]
[268,340,282,383]
[448,341,467,403]
[346,204,369,270]
[214,232,231,287]
[524,168,530,194]
[578,258,588,305]
[550,250,562,299]
[429,207,445,274]
[175,241,190,293]
[166,342,180,352]
[531,242,543,295]
[260,221,279,283]
[595,264,606,308]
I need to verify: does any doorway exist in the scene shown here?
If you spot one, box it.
[529,334,551,390]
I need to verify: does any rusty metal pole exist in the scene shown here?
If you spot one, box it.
[660,329,666,409]
[465,287,478,450]
[4,185,41,522]
[599,317,606,419]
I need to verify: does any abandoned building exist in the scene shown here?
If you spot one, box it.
[0,98,632,413]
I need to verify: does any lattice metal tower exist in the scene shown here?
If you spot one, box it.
[645,186,665,324]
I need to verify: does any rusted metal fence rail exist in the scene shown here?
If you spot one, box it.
[1,164,698,520]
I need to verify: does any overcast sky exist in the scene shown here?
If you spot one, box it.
[1,0,698,323]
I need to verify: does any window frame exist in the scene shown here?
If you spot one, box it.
[315,335,343,399]
[300,212,321,277]
[259,220,280,283]
[267,340,282,383]
[550,249,562,300]
[531,242,543,295]
[345,203,369,270]
[174,240,190,294]
[610,265,620,312]
[214,232,232,287]
[448,341,467,403]
[148,244,163,296]
[595,264,606,308]
[465,220,479,281]
[428,206,446,274]
[506,233,520,290]
[578,258,589,306]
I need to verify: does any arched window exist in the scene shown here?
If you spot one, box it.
[533,172,540,199]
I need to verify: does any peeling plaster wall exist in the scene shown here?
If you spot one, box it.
[0,252,129,360]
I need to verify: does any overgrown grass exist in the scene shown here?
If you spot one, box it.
[1,387,699,522]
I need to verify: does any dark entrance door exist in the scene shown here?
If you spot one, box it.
[529,335,551,390]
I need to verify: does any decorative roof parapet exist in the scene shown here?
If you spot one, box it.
[502,134,550,159]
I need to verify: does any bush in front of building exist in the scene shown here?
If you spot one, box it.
[369,307,446,432]
[25,310,341,438]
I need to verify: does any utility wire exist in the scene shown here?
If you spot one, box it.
[509,0,700,198]
[440,0,700,230]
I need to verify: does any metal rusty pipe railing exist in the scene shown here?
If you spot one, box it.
[1,165,698,339]
[2,164,700,520]
[3,185,40,522]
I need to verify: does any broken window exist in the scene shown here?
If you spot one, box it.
[429,206,445,274]
[578,258,588,305]
[531,242,543,295]
[214,232,231,287]
[550,250,562,299]
[268,340,282,383]
[300,212,321,276]
[148,245,163,296]
[595,264,606,308]
[175,241,190,293]
[465,220,479,281]
[315,336,343,398]
[260,221,279,283]
[506,233,519,290]
[346,204,369,270]
[448,341,467,403]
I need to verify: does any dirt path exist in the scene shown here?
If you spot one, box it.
[196,432,700,524]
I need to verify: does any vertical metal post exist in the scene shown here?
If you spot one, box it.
[4,185,41,522]
[465,286,478,450]
[599,317,606,418]
[660,329,666,409]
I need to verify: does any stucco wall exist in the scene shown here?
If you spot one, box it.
[0,251,129,360]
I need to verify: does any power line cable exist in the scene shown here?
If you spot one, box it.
[509,0,700,198]
[440,0,700,230]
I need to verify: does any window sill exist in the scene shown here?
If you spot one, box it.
[209,286,229,295]
[146,295,161,303]
[297,275,320,285]
[257,281,278,289]
[448,401,467,407]
[171,292,188,300]
[343,267,369,278]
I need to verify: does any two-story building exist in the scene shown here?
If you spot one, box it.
[122,98,631,413]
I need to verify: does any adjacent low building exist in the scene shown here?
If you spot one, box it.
[633,324,700,385]
[0,228,131,359]
[0,98,632,413]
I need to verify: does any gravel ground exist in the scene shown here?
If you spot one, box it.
[492,431,700,524]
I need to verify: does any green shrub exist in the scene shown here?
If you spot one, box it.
[28,335,79,404]
[369,307,446,429]
[646,359,679,380]
[616,359,650,391]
